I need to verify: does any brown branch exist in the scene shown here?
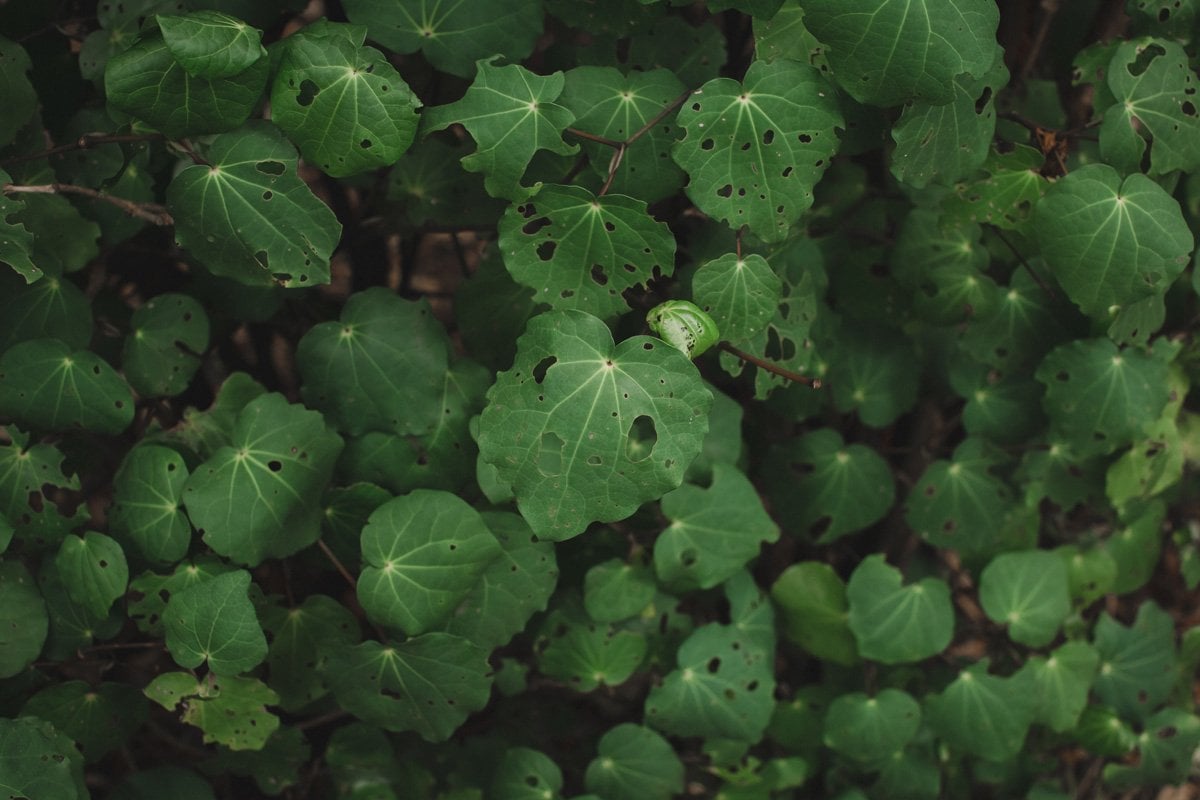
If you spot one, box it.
[2,182,173,226]
[0,132,163,168]
[317,539,356,589]
[626,89,693,148]
[565,128,623,149]
[717,342,821,387]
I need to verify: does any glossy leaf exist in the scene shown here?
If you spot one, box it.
[1020,641,1100,732]
[646,301,720,359]
[167,121,342,288]
[536,607,647,691]
[127,557,235,636]
[357,489,501,636]
[54,532,128,620]
[156,10,266,78]
[163,569,268,675]
[672,59,842,241]
[691,253,782,344]
[122,292,210,397]
[109,445,191,565]
[823,689,921,764]
[584,724,683,800]
[978,549,1071,647]
[926,660,1034,761]
[771,561,858,666]
[477,310,711,540]
[0,338,134,434]
[0,560,47,678]
[262,594,360,711]
[846,554,954,664]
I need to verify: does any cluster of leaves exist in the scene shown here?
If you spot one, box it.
[2,0,1200,798]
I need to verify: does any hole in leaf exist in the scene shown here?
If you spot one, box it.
[522,216,551,235]
[706,657,720,673]
[536,241,557,261]
[587,455,602,466]
[360,139,372,148]
[625,415,657,462]
[536,431,565,477]
[762,129,774,144]
[268,460,282,472]
[798,133,812,143]
[1127,44,1166,76]
[590,265,608,285]
[1183,101,1196,116]
[297,79,320,106]
[255,160,285,176]
[532,357,556,384]
[262,190,273,200]
[700,138,715,150]
[716,184,733,198]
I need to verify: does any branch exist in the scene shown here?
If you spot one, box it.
[2,182,173,226]
[717,342,822,387]
[317,539,356,589]
[0,132,163,168]
[988,226,1058,301]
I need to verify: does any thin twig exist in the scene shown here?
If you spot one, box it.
[989,226,1058,301]
[2,182,173,226]
[295,709,350,731]
[626,89,693,147]
[717,341,821,387]
[0,132,163,168]
[598,144,625,196]
[565,128,623,149]
[317,539,356,589]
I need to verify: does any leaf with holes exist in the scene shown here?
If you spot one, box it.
[477,310,711,540]
[271,27,420,177]
[0,169,39,283]
[691,253,782,344]
[357,489,501,636]
[0,339,134,434]
[498,185,675,318]
[0,716,86,800]
[1093,601,1177,722]
[926,660,1035,761]
[672,59,842,242]
[422,58,577,200]
[647,300,720,359]
[128,557,236,636]
[122,293,209,398]
[105,31,268,137]
[492,748,562,800]
[584,558,656,623]
[343,0,543,78]
[296,288,450,437]
[823,689,921,764]
[1105,707,1200,789]
[1033,164,1192,316]
[54,532,128,621]
[846,554,954,664]
[166,121,342,288]
[327,635,493,741]
[182,392,343,566]
[1036,338,1171,458]
[0,431,79,527]
[156,10,265,78]
[1100,38,1200,176]
[654,463,779,591]
[559,66,688,203]
[942,144,1050,231]
[163,570,267,675]
[585,724,683,800]
[147,672,279,750]
[803,0,1000,107]
[979,549,1071,647]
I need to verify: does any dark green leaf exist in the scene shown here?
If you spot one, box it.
[0,716,86,800]
[122,292,210,397]
[109,445,191,564]
[163,570,268,675]
[0,339,133,434]
[926,660,1034,761]
[54,532,128,620]
[20,681,147,761]
[0,560,47,678]
[156,10,265,78]
[822,689,921,764]
[584,724,683,800]
[0,36,36,147]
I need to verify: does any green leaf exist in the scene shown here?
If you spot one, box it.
[109,445,191,565]
[846,554,954,664]
[627,15,727,88]
[122,292,210,397]
[1103,707,1200,789]
[357,489,501,636]
[0,339,134,434]
[204,727,309,795]
[386,136,506,228]
[156,11,266,78]
[128,557,235,636]
[421,58,578,200]
[0,431,79,533]
[925,660,1034,761]
[672,59,842,242]
[825,322,919,427]
[1100,39,1200,176]
[109,766,214,800]
[643,621,775,742]
[104,31,268,138]
[181,392,343,566]
[942,144,1049,231]
[822,689,921,764]
[297,289,451,437]
[262,594,359,711]
[1033,164,1193,317]
[8,194,100,276]
[536,602,647,691]
[271,31,420,177]
[802,0,1000,106]
[0,169,39,283]
[327,635,493,741]
[0,36,36,147]
[1036,337,1170,457]
[584,558,656,623]
[497,184,676,318]
[491,748,562,800]
[54,532,128,620]
[146,672,279,750]
[0,559,47,678]
[1093,601,1177,722]
[691,253,782,344]
[163,570,268,675]
[978,549,1070,647]
[647,301,721,359]
[771,561,858,666]
[1019,641,1100,733]
[655,463,780,591]
[0,716,86,800]
[166,121,342,288]
[20,681,147,761]
[584,724,683,800]
[477,310,711,541]
[343,0,543,78]
[1059,544,1118,606]
[37,560,122,660]
[762,427,894,542]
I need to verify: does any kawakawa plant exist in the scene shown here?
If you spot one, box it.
[0,0,1199,798]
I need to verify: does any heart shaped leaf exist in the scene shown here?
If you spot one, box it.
[585,724,684,800]
[122,293,210,398]
[691,253,782,343]
[846,554,953,664]
[164,570,267,676]
[54,532,128,620]
[157,10,266,78]
[926,660,1034,761]
[979,549,1071,647]
[0,339,134,434]
[823,689,921,764]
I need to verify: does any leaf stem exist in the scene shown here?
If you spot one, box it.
[0,132,163,168]
[717,341,821,387]
[564,128,623,149]
[317,539,357,589]
[2,182,173,226]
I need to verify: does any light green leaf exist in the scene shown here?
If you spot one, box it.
[925,660,1034,761]
[942,144,1049,231]
[0,560,47,678]
[262,594,360,711]
[357,489,501,636]
[0,716,86,800]
[327,635,493,741]
[647,300,720,359]
[1093,601,1177,722]
[104,31,268,137]
[343,0,543,78]
[54,532,128,620]
[164,570,267,675]
[156,10,265,78]
[978,549,1071,647]
[771,561,858,666]
[0,168,39,282]
[271,31,420,177]
[0,338,134,434]
[1033,163,1192,317]
[477,310,711,541]
[655,463,780,591]
[691,253,782,343]
[181,392,343,566]
[823,689,921,764]
[584,558,656,623]
[109,445,191,565]
[1018,641,1100,732]
[146,672,279,750]
[492,748,562,800]
[296,289,451,437]
[584,724,683,800]
[672,59,842,242]
[167,121,342,288]
[498,185,675,318]
[421,58,577,200]
[0,36,36,147]
[20,681,147,761]
[802,0,999,106]
[846,554,953,664]
[122,292,210,397]
[128,557,235,636]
